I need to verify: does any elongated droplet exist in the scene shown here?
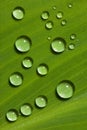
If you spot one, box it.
[45,21,53,30]
[70,34,76,40]
[52,6,57,10]
[15,36,31,53]
[35,96,47,108]
[20,103,33,116]
[56,11,63,19]
[56,80,75,99]
[12,7,24,20]
[6,109,18,122]
[51,37,66,53]
[41,11,49,20]
[37,64,48,76]
[68,43,75,50]
[61,20,67,26]
[9,72,23,87]
[22,57,33,69]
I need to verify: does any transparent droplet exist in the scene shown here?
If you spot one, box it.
[6,109,18,122]
[56,80,75,99]
[56,11,63,19]
[20,103,33,116]
[35,96,47,108]
[22,57,33,69]
[70,34,76,40]
[45,21,53,30]
[37,64,48,76]
[51,37,66,53]
[12,7,24,20]
[68,43,75,50]
[61,20,67,26]
[41,11,49,20]
[68,3,73,8]
[15,36,31,53]
[52,6,57,10]
[9,72,23,87]
[47,36,51,40]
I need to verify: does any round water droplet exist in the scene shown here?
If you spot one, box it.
[12,7,24,20]
[61,20,67,26]
[70,34,76,40]
[47,36,51,40]
[20,103,33,116]
[68,3,73,8]
[9,72,23,87]
[45,21,53,30]
[56,11,63,19]
[22,57,33,69]
[35,96,47,108]
[56,80,75,99]
[68,43,75,50]
[41,11,49,20]
[15,36,31,53]
[6,109,18,122]
[52,6,57,10]
[51,37,66,53]
[37,64,48,76]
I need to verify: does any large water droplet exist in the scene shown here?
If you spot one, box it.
[56,80,75,99]
[20,103,33,116]
[61,20,67,26]
[45,21,53,30]
[22,57,33,69]
[9,72,23,87]
[70,34,76,40]
[12,7,24,20]
[41,11,49,20]
[56,11,63,19]
[6,109,18,122]
[37,64,48,76]
[51,37,66,53]
[35,96,47,108]
[15,36,31,53]
[68,43,75,50]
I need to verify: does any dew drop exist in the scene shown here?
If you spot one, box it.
[70,34,76,40]
[68,43,75,50]
[56,11,63,19]
[20,103,33,116]
[61,19,67,26]
[6,109,18,122]
[68,3,73,8]
[22,57,33,69]
[41,11,49,20]
[45,21,53,30]
[9,72,23,87]
[56,80,75,99]
[52,6,57,10]
[47,36,51,40]
[51,37,66,53]
[15,36,31,53]
[35,96,47,108]
[37,64,48,76]
[12,7,24,20]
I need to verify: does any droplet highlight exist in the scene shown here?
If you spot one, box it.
[52,6,57,10]
[56,80,75,99]
[37,64,48,76]
[45,21,53,30]
[56,11,63,19]
[35,96,47,108]
[68,43,75,50]
[70,34,76,40]
[47,36,51,40]
[68,3,73,8]
[22,57,33,69]
[41,11,49,20]
[61,20,67,26]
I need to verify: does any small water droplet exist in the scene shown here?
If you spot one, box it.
[12,7,24,20]
[37,64,48,76]
[56,11,63,19]
[22,57,33,69]
[6,109,18,122]
[51,37,66,53]
[47,36,51,40]
[61,20,67,26]
[35,96,47,108]
[68,43,75,50]
[9,72,23,87]
[68,3,73,8]
[45,21,53,30]
[52,6,57,10]
[15,36,31,53]
[20,103,33,116]
[70,34,76,40]
[41,11,49,20]
[56,80,75,99]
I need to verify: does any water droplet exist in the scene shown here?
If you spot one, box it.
[70,34,76,40]
[56,80,75,99]
[9,72,23,87]
[12,7,24,20]
[56,11,63,19]
[22,57,33,69]
[15,36,31,53]
[35,96,47,108]
[51,37,66,53]
[45,21,53,30]
[20,103,33,116]
[52,6,57,10]
[6,109,18,122]
[61,20,67,26]
[68,43,75,50]
[37,64,48,76]
[41,11,49,20]
[68,3,73,8]
[47,36,51,40]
